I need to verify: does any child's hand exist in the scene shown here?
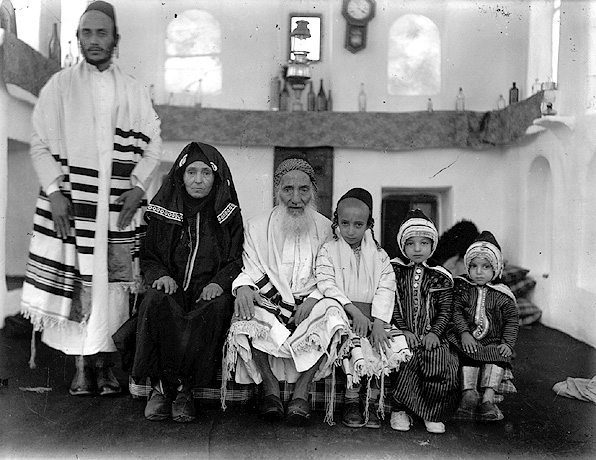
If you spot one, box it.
[369,320,391,354]
[402,330,419,349]
[461,332,478,354]
[348,305,371,337]
[498,343,512,358]
[422,332,440,351]
[153,275,177,295]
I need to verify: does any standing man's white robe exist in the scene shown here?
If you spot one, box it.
[22,61,162,355]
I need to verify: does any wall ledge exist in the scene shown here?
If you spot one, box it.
[1,31,59,97]
[156,92,543,151]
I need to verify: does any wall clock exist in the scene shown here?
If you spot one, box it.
[342,0,375,53]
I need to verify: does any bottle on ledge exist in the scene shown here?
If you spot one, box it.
[455,87,465,111]
[327,88,333,112]
[307,81,316,111]
[497,94,506,109]
[270,76,280,111]
[509,82,519,104]
[531,78,541,95]
[317,79,327,111]
[48,22,61,65]
[279,80,290,112]
[427,97,433,112]
[358,83,366,112]
[64,40,74,67]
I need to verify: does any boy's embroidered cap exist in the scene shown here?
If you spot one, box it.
[397,208,438,255]
[464,230,503,280]
[337,187,373,212]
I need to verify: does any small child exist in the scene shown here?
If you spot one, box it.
[390,209,459,434]
[315,188,411,428]
[448,231,519,421]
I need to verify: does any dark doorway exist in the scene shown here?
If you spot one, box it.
[274,146,333,219]
[381,192,439,260]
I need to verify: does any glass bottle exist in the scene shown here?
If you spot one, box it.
[64,40,74,67]
[270,76,280,111]
[48,22,61,64]
[358,83,366,112]
[149,84,155,105]
[427,98,433,112]
[307,81,316,111]
[531,78,541,95]
[455,87,465,111]
[279,80,290,112]
[327,88,333,112]
[509,82,519,104]
[497,94,506,109]
[316,79,327,111]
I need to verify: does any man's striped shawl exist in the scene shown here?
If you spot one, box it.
[22,128,150,329]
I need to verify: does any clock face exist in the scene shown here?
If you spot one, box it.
[347,0,371,21]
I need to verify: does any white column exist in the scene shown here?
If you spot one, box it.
[0,29,8,328]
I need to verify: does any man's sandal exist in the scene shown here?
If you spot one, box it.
[69,366,96,396]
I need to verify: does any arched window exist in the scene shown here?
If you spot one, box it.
[552,0,560,84]
[387,14,440,96]
[164,9,222,98]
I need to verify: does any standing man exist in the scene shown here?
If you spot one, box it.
[21,1,162,397]
[222,159,351,425]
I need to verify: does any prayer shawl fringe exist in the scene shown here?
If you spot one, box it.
[221,298,350,412]
[21,63,155,330]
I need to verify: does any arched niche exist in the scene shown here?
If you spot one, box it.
[524,156,553,278]
[579,152,596,290]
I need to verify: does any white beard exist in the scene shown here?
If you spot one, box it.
[280,206,315,242]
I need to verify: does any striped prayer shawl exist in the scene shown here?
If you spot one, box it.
[22,129,149,329]
[21,62,159,330]
[231,206,333,321]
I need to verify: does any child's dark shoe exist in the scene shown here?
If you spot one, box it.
[342,401,365,427]
[478,401,504,421]
[454,389,479,420]
[364,404,382,429]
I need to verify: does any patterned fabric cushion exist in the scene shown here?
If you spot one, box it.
[516,297,542,326]
[507,276,537,299]
[498,264,530,285]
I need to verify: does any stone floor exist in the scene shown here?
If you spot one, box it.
[0,312,594,459]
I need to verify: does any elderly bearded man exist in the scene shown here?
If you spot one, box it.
[222,159,350,425]
[21,1,162,397]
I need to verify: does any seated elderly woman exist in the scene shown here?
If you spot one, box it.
[131,142,243,422]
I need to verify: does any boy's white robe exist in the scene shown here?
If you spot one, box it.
[315,230,411,385]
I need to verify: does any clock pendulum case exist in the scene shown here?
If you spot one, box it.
[342,0,376,53]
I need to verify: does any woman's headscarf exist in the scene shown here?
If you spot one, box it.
[146,142,240,227]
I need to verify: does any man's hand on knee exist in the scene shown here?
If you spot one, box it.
[234,285,262,320]
[291,297,317,326]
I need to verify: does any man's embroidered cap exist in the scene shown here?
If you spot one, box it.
[274,158,317,191]
[397,208,439,255]
[464,230,503,280]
